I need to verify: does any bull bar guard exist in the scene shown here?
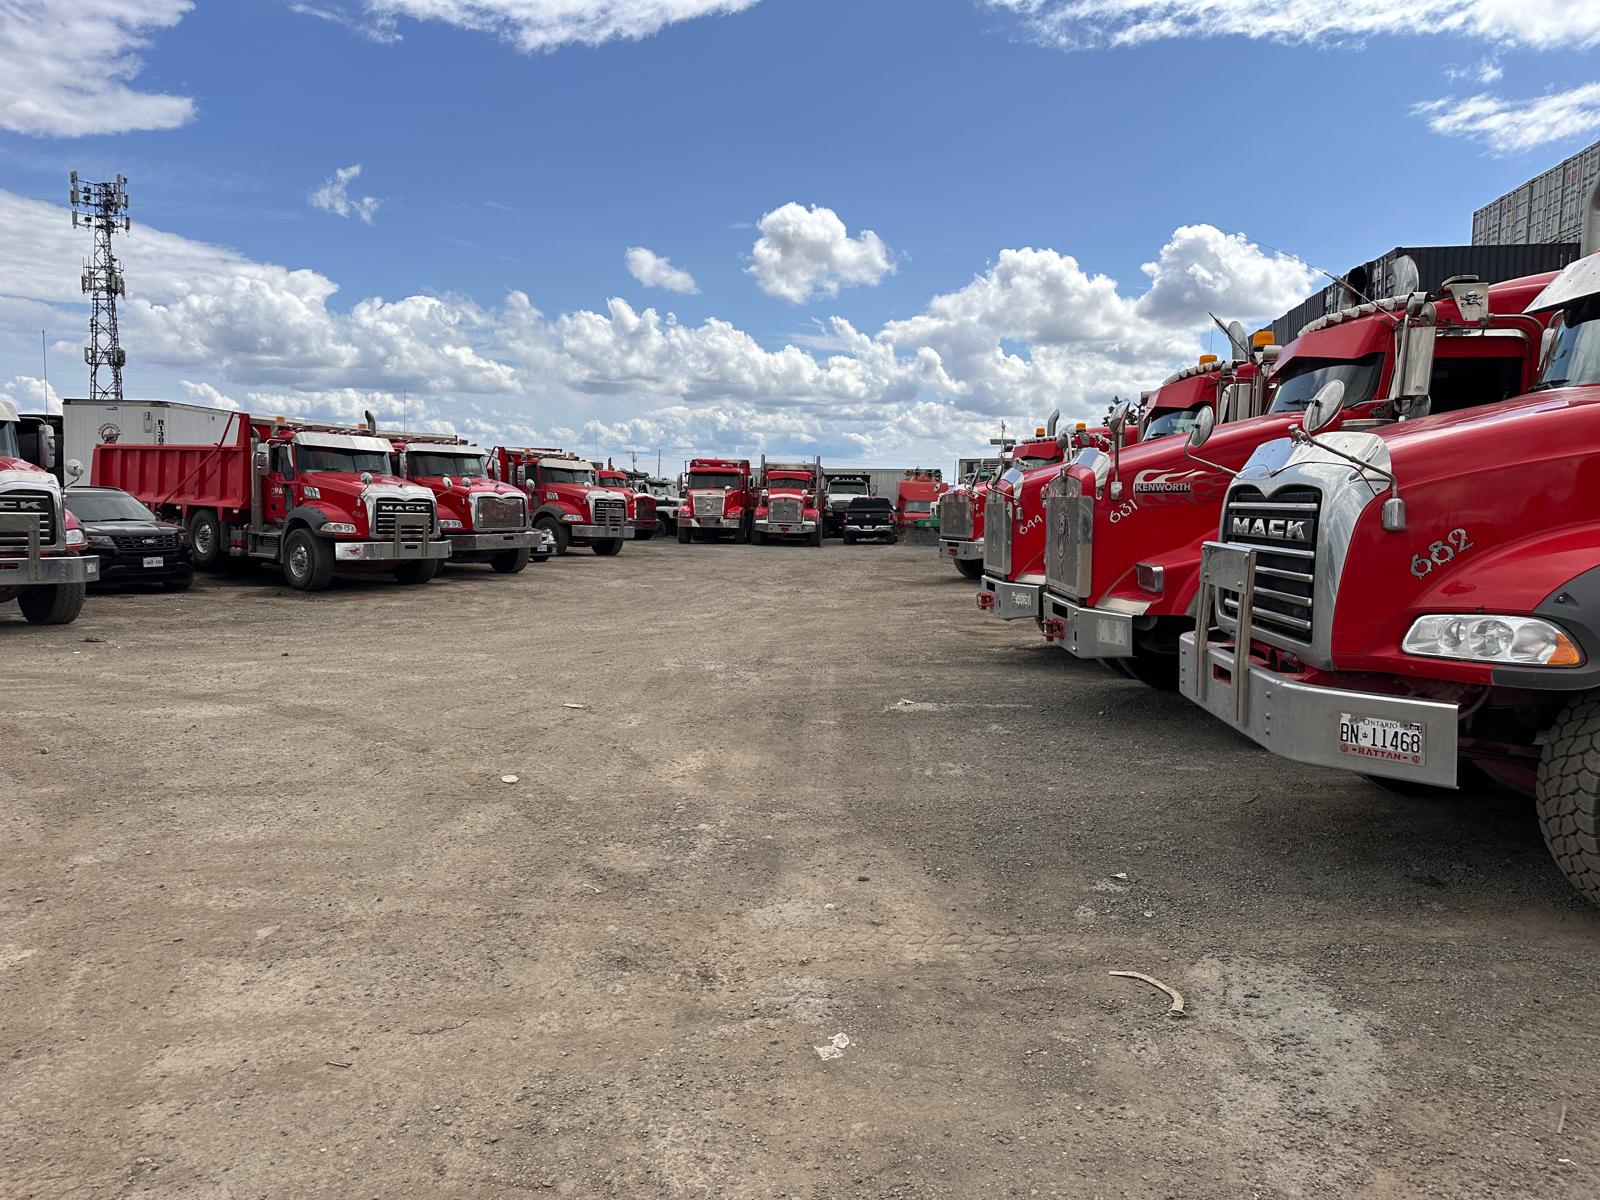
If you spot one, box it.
[939,537,983,561]
[335,513,451,562]
[978,573,1042,621]
[1040,592,1133,657]
[0,513,100,584]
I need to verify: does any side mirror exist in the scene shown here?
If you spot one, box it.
[42,426,57,470]
[65,457,84,483]
[359,470,374,485]
[252,446,270,474]
[1187,405,1217,450]
[1301,380,1345,434]
[1108,398,1133,436]
[442,475,454,490]
[396,450,409,477]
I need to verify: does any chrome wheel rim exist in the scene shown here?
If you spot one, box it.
[287,542,309,580]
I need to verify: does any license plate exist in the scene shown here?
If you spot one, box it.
[1339,713,1425,765]
[144,556,164,568]
[1096,617,1130,650]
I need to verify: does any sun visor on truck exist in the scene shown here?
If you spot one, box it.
[1526,255,1600,314]
[295,431,395,454]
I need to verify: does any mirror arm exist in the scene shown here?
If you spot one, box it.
[1183,446,1238,479]
[1289,428,1407,530]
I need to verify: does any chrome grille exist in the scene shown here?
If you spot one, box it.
[942,492,974,540]
[473,493,526,532]
[692,493,724,521]
[110,532,181,553]
[983,488,1010,575]
[1044,472,1092,598]
[374,499,434,539]
[1219,485,1320,645]
[592,497,626,535]
[634,494,657,523]
[0,490,56,550]
[769,496,803,525]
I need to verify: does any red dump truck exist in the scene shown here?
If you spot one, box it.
[598,465,657,542]
[1179,254,1600,903]
[678,458,753,543]
[753,456,825,546]
[938,418,1066,580]
[92,409,449,590]
[1043,272,1556,686]
[493,447,628,556]
[895,472,946,531]
[390,435,550,573]
[0,399,96,623]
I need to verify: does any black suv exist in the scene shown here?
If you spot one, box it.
[67,486,195,591]
[843,496,897,544]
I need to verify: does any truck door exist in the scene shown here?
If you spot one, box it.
[265,444,293,526]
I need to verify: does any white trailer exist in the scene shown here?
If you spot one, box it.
[62,398,240,480]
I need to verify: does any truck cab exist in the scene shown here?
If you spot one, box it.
[824,473,872,537]
[939,430,1063,580]
[495,447,627,556]
[895,473,946,531]
[678,458,753,543]
[754,457,825,546]
[0,399,97,623]
[597,466,657,541]
[392,436,551,573]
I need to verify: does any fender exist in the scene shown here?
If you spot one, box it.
[283,504,341,534]
[533,502,574,524]
[1493,564,1600,691]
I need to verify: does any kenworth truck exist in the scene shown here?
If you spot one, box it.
[678,458,753,543]
[598,466,657,541]
[0,399,97,623]
[1178,255,1600,904]
[1038,273,1560,687]
[938,418,1066,580]
[93,411,450,590]
[753,457,825,546]
[494,447,627,556]
[391,435,549,573]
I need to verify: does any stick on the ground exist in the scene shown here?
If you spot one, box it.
[1557,1104,1568,1135]
[1110,970,1186,1017]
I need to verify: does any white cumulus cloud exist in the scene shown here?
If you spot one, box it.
[306,0,765,51]
[625,247,699,294]
[0,0,196,137]
[748,203,895,304]
[309,164,382,223]
[1414,83,1600,153]
[0,375,62,414]
[1137,225,1318,325]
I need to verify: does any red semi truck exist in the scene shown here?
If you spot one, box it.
[753,456,825,546]
[493,447,628,556]
[895,472,946,531]
[0,399,97,623]
[597,466,657,541]
[93,411,449,590]
[390,435,550,573]
[678,458,753,543]
[1041,273,1555,686]
[1179,254,1600,903]
[938,419,1067,580]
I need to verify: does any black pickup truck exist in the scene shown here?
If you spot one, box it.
[842,496,897,545]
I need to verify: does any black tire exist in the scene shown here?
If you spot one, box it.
[282,528,335,591]
[734,522,749,545]
[536,515,571,556]
[591,538,624,557]
[1124,645,1179,691]
[636,529,655,542]
[18,582,85,625]
[754,530,767,546]
[888,534,899,545]
[955,557,983,580]
[490,547,530,574]
[1102,658,1138,681]
[1536,693,1600,905]
[677,523,691,545]
[188,510,223,568]
[809,526,823,547]
[161,573,194,592]
[843,532,856,544]
[394,556,441,584]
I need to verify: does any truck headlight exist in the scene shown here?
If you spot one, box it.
[322,521,357,535]
[66,528,87,548]
[562,513,581,522]
[1402,614,1583,667]
[440,519,464,530]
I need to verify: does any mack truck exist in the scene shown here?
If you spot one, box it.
[1039,271,1557,687]
[91,410,450,590]
[753,456,825,546]
[0,399,97,623]
[493,447,628,556]
[598,465,658,541]
[938,418,1067,580]
[677,458,753,543]
[823,473,872,537]
[1177,251,1600,906]
[390,435,550,573]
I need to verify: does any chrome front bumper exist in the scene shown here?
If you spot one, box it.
[754,519,816,533]
[978,574,1042,621]
[574,523,625,540]
[449,530,541,551]
[1041,592,1133,658]
[0,553,99,584]
[334,537,451,562]
[939,537,983,561]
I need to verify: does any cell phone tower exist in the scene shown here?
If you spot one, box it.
[69,171,131,403]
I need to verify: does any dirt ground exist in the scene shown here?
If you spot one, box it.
[3,536,1599,1199]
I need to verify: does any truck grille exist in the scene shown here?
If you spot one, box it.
[1043,472,1091,598]
[374,499,434,539]
[473,493,526,532]
[0,490,57,550]
[110,531,182,553]
[592,497,626,535]
[769,496,803,525]
[941,492,973,540]
[692,493,724,521]
[983,488,1010,575]
[634,494,657,523]
[1219,485,1320,645]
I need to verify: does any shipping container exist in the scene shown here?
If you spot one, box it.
[1474,138,1600,246]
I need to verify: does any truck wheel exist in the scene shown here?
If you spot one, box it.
[1536,693,1600,905]
[282,529,335,591]
[809,527,823,547]
[394,557,441,584]
[735,523,749,545]
[591,538,624,557]
[1125,645,1179,691]
[188,510,223,567]
[955,558,983,580]
[18,582,85,625]
[677,523,691,544]
[843,532,855,544]
[636,528,655,542]
[536,516,570,556]
[490,547,530,574]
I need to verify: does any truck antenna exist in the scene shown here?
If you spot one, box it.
[1210,226,1401,328]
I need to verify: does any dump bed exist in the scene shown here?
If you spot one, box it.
[91,413,252,513]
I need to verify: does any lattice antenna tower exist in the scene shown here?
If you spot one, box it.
[69,171,131,402]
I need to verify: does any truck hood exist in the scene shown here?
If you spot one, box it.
[0,458,58,491]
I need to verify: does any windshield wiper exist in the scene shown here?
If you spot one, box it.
[1527,379,1569,392]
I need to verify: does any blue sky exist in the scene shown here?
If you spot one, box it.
[1,0,1597,465]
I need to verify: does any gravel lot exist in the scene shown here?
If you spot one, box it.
[4,537,1599,1198]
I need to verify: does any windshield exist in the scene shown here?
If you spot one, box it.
[542,466,596,485]
[67,491,156,521]
[688,472,741,490]
[409,452,487,479]
[1142,405,1205,440]
[1015,448,1056,463]
[1268,353,1385,414]
[1536,303,1600,390]
[0,422,18,459]
[903,500,932,514]
[298,446,393,474]
[768,477,811,490]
